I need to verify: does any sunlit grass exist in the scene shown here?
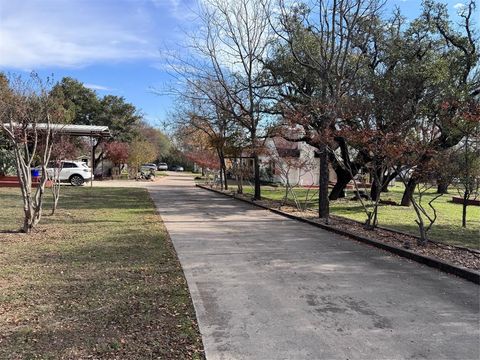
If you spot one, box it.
[0,187,204,359]
[242,184,480,249]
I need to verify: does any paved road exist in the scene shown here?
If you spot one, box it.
[148,174,480,360]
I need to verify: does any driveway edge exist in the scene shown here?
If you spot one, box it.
[196,184,480,285]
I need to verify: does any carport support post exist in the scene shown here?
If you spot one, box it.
[91,135,94,187]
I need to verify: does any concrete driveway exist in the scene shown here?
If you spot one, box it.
[148,174,480,360]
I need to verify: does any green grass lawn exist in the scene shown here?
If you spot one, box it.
[0,187,204,359]
[242,184,480,249]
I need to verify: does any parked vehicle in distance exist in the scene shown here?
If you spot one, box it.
[157,162,168,171]
[170,165,184,172]
[140,163,157,172]
[39,161,93,186]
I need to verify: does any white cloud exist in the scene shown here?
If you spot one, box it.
[84,83,113,91]
[0,0,164,69]
[453,2,466,9]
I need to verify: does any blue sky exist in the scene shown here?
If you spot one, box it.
[0,0,471,127]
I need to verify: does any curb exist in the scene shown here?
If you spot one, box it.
[196,184,480,285]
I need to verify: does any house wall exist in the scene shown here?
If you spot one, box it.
[271,161,337,186]
[261,139,337,186]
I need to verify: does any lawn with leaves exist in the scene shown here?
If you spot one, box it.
[0,187,204,359]
[242,184,479,249]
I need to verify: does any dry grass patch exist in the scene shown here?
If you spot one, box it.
[0,187,204,359]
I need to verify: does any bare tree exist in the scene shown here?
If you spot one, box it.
[171,78,242,190]
[392,117,444,246]
[397,172,443,246]
[49,160,63,215]
[165,0,274,200]
[0,74,65,233]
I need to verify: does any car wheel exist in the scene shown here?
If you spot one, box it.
[70,174,85,186]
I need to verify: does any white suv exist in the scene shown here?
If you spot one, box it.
[157,162,168,171]
[41,161,93,186]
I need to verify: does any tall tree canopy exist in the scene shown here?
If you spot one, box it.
[51,77,169,169]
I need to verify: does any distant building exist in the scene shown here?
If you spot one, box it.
[261,137,336,186]
[236,136,336,186]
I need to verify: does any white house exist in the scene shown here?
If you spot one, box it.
[260,137,337,186]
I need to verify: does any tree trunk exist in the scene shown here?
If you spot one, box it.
[329,167,351,200]
[238,164,243,194]
[329,137,356,200]
[92,139,105,172]
[51,191,60,215]
[462,191,469,228]
[253,153,261,200]
[370,181,381,203]
[410,198,428,246]
[328,137,372,201]
[417,220,427,246]
[318,144,329,218]
[51,167,62,215]
[21,172,49,232]
[381,171,397,193]
[370,169,382,202]
[33,172,47,225]
[221,152,228,190]
[23,208,34,233]
[223,166,228,190]
[219,167,224,190]
[401,177,416,206]
[283,179,290,206]
[370,168,392,201]
[437,180,449,194]
[13,146,34,233]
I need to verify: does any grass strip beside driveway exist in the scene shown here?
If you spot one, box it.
[240,185,480,249]
[0,187,204,359]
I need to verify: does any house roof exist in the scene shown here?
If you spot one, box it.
[237,136,304,158]
[272,137,300,157]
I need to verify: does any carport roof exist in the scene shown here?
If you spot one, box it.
[40,124,111,138]
[3,123,111,138]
